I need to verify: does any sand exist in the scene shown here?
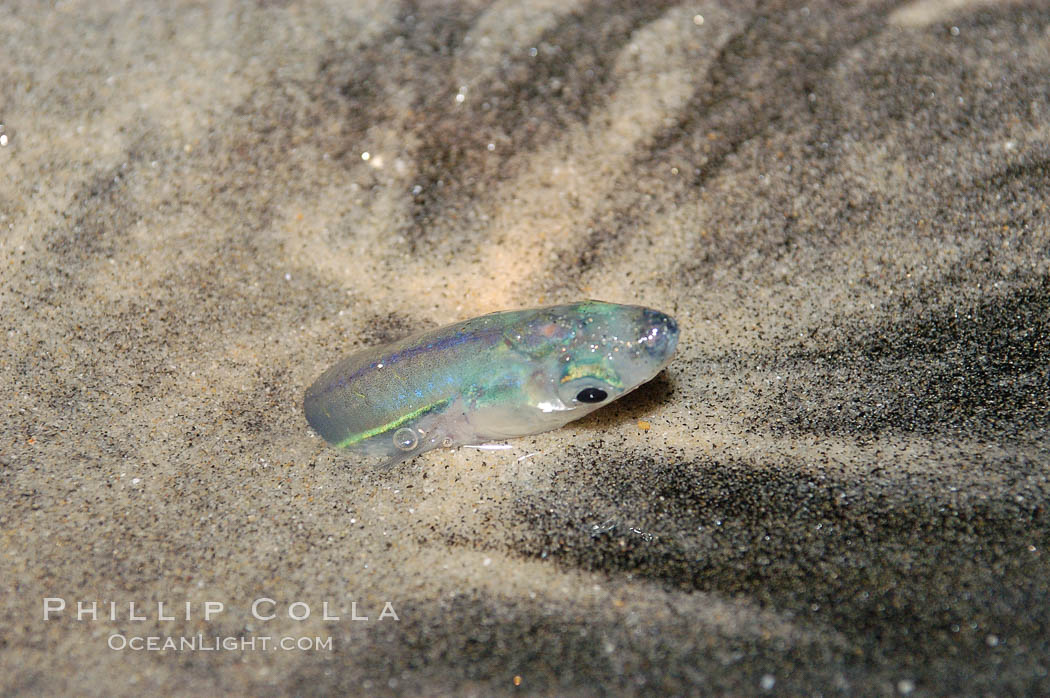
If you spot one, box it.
[2,0,1048,695]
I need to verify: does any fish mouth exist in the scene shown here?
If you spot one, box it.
[638,309,679,363]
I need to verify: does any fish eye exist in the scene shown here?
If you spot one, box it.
[575,387,608,403]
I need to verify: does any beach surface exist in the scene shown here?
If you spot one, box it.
[2,0,1048,694]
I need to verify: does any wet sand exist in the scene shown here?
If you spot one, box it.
[2,0,1048,695]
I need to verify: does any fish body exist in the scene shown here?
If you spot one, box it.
[303,301,678,465]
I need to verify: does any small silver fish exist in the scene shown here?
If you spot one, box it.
[304,300,678,465]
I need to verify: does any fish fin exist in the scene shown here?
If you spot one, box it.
[375,426,451,468]
[376,450,419,469]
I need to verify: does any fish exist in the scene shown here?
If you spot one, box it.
[303,300,679,466]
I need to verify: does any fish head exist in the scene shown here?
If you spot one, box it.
[517,301,679,420]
